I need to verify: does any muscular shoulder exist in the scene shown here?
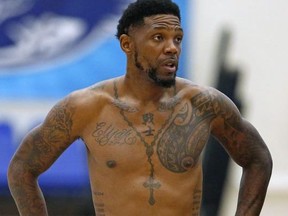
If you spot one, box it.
[175,77,216,100]
[69,78,115,108]
[176,77,240,117]
[46,78,117,136]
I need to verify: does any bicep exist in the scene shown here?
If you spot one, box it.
[212,118,266,166]
[210,92,268,167]
[11,97,78,176]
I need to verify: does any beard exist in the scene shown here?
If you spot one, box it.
[147,68,176,88]
[134,52,176,88]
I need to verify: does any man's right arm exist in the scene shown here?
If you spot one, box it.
[7,96,78,215]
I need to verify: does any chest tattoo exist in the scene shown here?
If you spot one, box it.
[157,92,217,172]
[92,122,136,146]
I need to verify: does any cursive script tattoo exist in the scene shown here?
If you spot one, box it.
[92,122,137,146]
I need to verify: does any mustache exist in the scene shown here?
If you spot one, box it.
[161,57,178,67]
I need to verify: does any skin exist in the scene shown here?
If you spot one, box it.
[8,14,272,216]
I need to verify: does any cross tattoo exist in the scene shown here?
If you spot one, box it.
[143,176,161,205]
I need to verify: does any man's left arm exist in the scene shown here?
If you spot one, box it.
[210,89,273,216]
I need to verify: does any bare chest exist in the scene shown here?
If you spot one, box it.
[82,97,215,173]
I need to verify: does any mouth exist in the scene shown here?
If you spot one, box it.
[162,59,177,73]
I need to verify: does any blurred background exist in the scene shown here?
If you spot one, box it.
[0,0,287,215]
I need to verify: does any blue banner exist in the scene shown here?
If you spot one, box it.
[0,0,189,100]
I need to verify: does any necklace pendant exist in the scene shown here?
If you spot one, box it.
[143,176,161,206]
[146,145,154,157]
[149,196,156,205]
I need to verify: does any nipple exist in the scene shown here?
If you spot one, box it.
[181,156,195,170]
[106,160,117,168]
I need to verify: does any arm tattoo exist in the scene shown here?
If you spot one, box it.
[207,90,266,166]
[16,97,75,175]
[9,97,75,215]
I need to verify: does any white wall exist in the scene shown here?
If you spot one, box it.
[0,100,54,145]
[190,0,288,215]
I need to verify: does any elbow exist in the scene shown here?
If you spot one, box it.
[259,147,273,175]
[246,149,273,178]
[7,159,23,189]
[7,158,34,192]
[265,150,273,177]
[241,146,273,173]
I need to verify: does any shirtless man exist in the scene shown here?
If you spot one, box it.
[8,0,272,215]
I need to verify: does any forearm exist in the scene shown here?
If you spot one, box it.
[8,169,48,216]
[235,159,272,216]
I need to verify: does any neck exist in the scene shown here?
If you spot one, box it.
[122,72,176,104]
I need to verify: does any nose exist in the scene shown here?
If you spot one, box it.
[164,40,179,55]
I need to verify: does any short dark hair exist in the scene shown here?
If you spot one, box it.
[116,0,181,39]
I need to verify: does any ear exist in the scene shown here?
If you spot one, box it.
[120,34,133,54]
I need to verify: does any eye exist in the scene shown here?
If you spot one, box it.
[153,34,163,42]
[175,36,183,44]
